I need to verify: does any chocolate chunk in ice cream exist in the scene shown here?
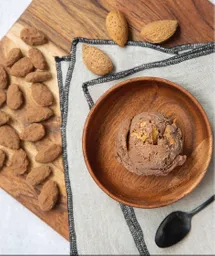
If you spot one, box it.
[115,112,187,176]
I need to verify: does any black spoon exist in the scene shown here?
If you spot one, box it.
[155,195,215,248]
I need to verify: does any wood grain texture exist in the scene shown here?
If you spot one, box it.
[0,0,214,240]
[0,31,69,240]
[19,0,214,54]
[83,77,213,208]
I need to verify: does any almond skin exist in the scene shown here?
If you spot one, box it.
[28,48,48,70]
[0,111,10,126]
[35,144,62,163]
[26,165,52,186]
[31,83,54,107]
[10,57,34,77]
[20,123,45,142]
[0,149,6,170]
[38,180,59,211]
[82,45,113,76]
[0,89,6,107]
[20,27,48,46]
[140,20,178,44]
[9,148,29,175]
[106,10,128,47]
[0,65,8,89]
[25,106,53,123]
[7,84,24,110]
[5,48,23,67]
[0,125,20,149]
[25,71,52,83]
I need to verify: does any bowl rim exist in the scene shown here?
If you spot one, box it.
[82,76,213,208]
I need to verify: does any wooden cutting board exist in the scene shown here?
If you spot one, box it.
[0,0,213,241]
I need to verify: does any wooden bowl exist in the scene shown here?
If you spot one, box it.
[83,77,213,208]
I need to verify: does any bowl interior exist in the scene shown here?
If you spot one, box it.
[83,77,212,208]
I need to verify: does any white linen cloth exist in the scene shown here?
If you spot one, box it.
[56,39,214,255]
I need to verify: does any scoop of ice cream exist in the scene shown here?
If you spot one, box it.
[115,112,187,176]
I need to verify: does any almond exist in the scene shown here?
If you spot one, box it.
[28,48,48,70]
[10,57,34,77]
[20,123,45,142]
[20,27,48,46]
[35,144,62,163]
[7,84,24,110]
[5,48,23,67]
[140,20,178,44]
[9,148,29,175]
[31,83,54,107]
[0,111,9,126]
[38,180,59,211]
[25,106,53,123]
[0,149,6,170]
[82,45,113,75]
[106,10,128,47]
[26,165,52,186]
[0,125,20,149]
[0,65,8,89]
[0,89,6,107]
[25,71,52,83]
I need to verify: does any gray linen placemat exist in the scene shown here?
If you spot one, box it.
[55,39,215,255]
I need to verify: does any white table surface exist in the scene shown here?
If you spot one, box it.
[0,0,69,254]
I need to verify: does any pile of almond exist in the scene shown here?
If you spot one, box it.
[0,26,61,212]
[82,10,178,75]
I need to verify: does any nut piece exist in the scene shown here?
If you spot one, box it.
[35,144,62,163]
[28,48,48,70]
[5,48,23,67]
[20,27,48,46]
[0,89,6,107]
[26,165,52,186]
[0,149,6,170]
[20,123,45,142]
[7,84,24,110]
[9,148,29,175]
[0,111,10,126]
[0,125,20,149]
[10,57,34,77]
[38,180,59,211]
[25,71,52,83]
[31,83,54,107]
[0,65,8,89]
[82,45,113,75]
[106,10,128,47]
[140,20,178,44]
[25,106,53,123]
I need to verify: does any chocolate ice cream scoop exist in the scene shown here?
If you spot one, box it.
[115,112,187,176]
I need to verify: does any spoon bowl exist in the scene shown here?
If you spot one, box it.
[155,211,191,247]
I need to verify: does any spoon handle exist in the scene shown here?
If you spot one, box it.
[189,195,215,217]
